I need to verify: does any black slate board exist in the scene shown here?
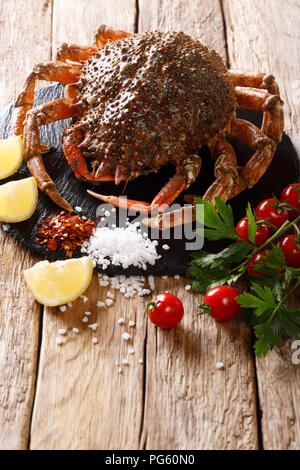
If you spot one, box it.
[0,84,298,275]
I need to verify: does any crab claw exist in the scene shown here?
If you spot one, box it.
[87,190,153,213]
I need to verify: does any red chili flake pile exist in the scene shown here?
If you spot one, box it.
[37,211,95,257]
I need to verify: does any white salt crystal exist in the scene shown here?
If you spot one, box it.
[216,362,224,370]
[122,332,131,341]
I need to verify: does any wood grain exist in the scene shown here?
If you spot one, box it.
[1,0,300,451]
[138,0,227,60]
[51,0,137,55]
[0,0,51,450]
[223,0,300,449]
[140,279,258,450]
[138,0,258,450]
[30,277,147,450]
[30,0,144,450]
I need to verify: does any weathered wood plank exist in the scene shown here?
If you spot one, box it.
[51,0,136,55]
[138,0,258,450]
[223,0,300,449]
[29,0,144,450]
[139,0,227,60]
[141,279,258,450]
[0,0,52,450]
[30,277,147,450]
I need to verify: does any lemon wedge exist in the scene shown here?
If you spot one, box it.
[0,135,24,179]
[0,176,38,222]
[24,256,94,307]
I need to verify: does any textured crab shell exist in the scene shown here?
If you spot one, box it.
[77,30,236,180]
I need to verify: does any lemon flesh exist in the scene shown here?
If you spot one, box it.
[24,256,94,307]
[0,135,24,179]
[0,176,38,222]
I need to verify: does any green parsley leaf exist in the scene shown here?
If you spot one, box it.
[237,283,277,316]
[194,197,237,241]
[246,203,257,244]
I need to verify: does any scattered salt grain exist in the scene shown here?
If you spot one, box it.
[80,295,88,303]
[118,367,123,374]
[88,323,98,331]
[81,223,160,270]
[75,206,82,212]
[105,298,113,306]
[129,320,135,327]
[161,275,168,279]
[58,329,66,335]
[122,332,131,341]
[122,359,129,366]
[56,337,64,346]
[118,318,125,325]
[115,361,119,366]
[67,302,72,307]
[138,359,143,364]
[128,348,135,355]
[174,275,180,280]
[98,274,155,299]
[82,316,88,323]
[92,338,98,344]
[107,291,114,299]
[216,362,224,370]
[185,284,192,291]
[142,288,151,295]
[162,244,170,250]
[72,328,79,334]
[85,311,91,316]
[97,301,106,308]
[148,275,155,291]
[59,305,66,312]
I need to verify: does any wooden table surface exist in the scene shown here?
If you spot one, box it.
[1,0,300,450]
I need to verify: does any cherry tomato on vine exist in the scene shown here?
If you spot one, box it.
[203,286,240,322]
[145,292,184,329]
[236,217,270,246]
[256,198,289,230]
[280,183,300,219]
[279,235,300,268]
[247,250,267,276]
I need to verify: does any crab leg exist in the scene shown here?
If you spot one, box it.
[10,61,82,138]
[235,87,284,143]
[229,70,279,94]
[62,130,115,182]
[88,155,202,214]
[94,25,132,49]
[56,43,97,62]
[23,97,80,211]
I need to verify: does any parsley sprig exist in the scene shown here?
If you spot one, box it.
[187,197,300,357]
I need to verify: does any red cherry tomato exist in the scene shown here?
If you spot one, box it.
[203,286,240,322]
[279,235,300,268]
[280,183,300,219]
[247,250,267,276]
[146,293,184,329]
[236,217,270,246]
[256,198,289,230]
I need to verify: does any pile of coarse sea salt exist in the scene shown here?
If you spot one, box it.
[81,221,161,270]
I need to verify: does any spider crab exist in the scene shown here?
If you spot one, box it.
[10,26,284,229]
